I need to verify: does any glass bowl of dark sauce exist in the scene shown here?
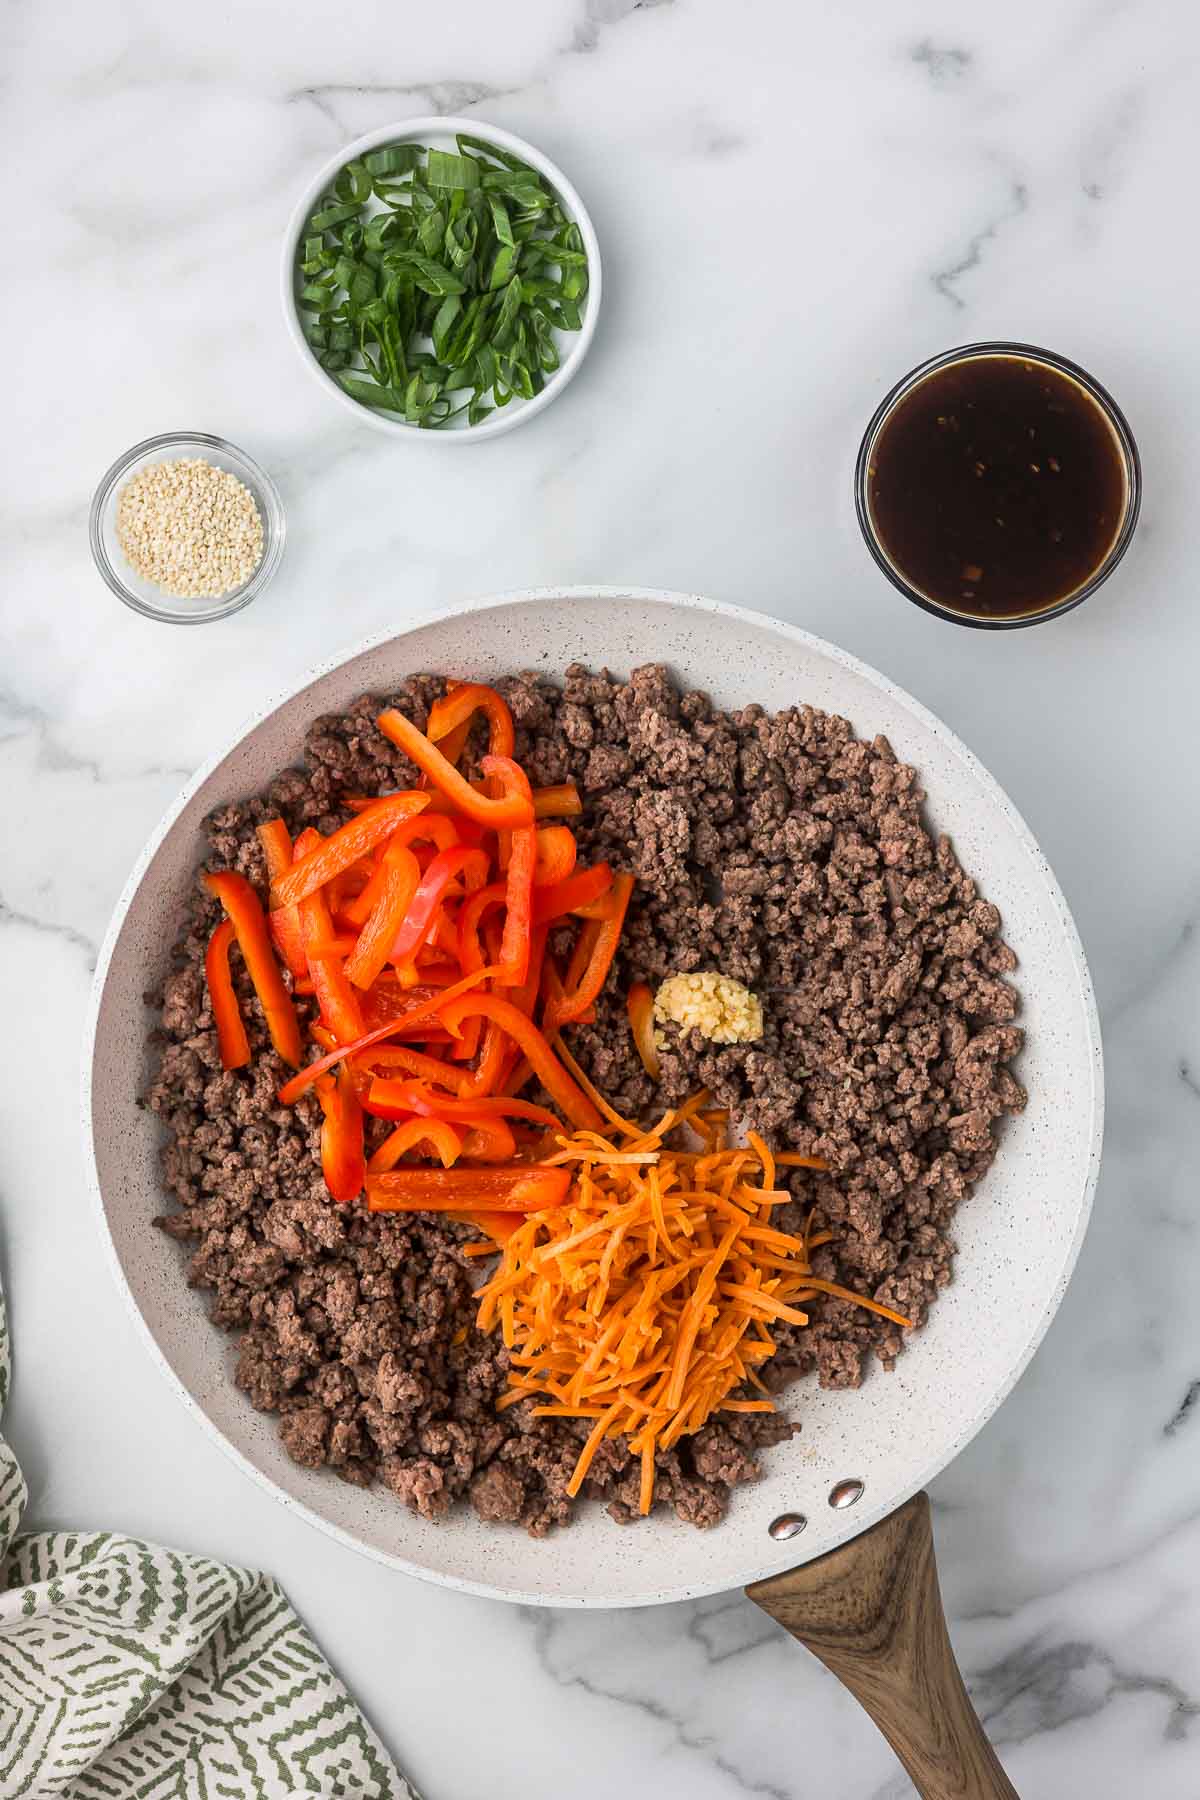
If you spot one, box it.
[856,342,1140,628]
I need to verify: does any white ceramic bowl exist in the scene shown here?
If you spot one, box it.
[280,118,601,441]
[84,590,1102,1608]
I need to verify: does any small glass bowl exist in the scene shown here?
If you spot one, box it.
[854,341,1141,630]
[90,432,285,624]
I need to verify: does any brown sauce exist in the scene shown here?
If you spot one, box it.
[866,354,1128,618]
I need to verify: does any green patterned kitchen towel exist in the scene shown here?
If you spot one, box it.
[0,1281,416,1798]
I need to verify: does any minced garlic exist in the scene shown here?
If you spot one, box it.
[653,972,763,1046]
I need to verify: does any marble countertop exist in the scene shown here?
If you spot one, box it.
[6,1,1200,1793]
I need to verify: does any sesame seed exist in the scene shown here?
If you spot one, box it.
[115,458,264,599]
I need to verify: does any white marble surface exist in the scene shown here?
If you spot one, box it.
[4,0,1199,1793]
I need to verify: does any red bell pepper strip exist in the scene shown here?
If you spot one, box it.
[407,961,464,988]
[461,1210,522,1245]
[457,1112,517,1162]
[378,1082,562,1132]
[431,903,464,955]
[360,980,453,1030]
[431,715,473,767]
[283,825,324,891]
[455,783,582,822]
[370,1024,458,1044]
[263,824,310,978]
[482,753,536,826]
[343,814,464,928]
[345,842,421,991]
[273,791,430,908]
[505,923,548,1020]
[341,854,387,930]
[325,864,372,916]
[316,1064,365,1202]
[365,1165,571,1213]
[299,884,365,1045]
[481,919,506,1014]
[498,788,536,985]
[399,800,488,850]
[202,871,303,1067]
[563,916,601,994]
[452,1011,484,1067]
[269,910,307,979]
[570,890,622,921]
[276,963,502,1105]
[302,933,359,959]
[417,777,582,824]
[205,918,251,1070]
[531,864,613,925]
[367,1117,463,1173]
[426,682,516,760]
[538,954,592,1025]
[360,1048,471,1095]
[450,1017,482,1065]
[499,1055,535,1098]
[627,982,662,1080]
[458,883,506,974]
[390,846,490,967]
[540,951,565,1010]
[438,995,603,1130]
[456,881,506,1062]
[457,1020,509,1099]
[364,1067,468,1115]
[393,959,460,994]
[544,875,635,1028]
[373,781,580,822]
[451,813,487,849]
[533,826,577,887]
[532,782,582,820]
[376,710,535,829]
[257,818,294,895]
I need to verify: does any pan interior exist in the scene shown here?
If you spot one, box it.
[86,590,1100,1607]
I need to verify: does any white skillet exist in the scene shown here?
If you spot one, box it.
[84,590,1101,1625]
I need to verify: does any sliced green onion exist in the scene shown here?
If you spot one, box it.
[296,137,588,428]
[426,149,482,190]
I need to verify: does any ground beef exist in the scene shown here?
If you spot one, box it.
[147,665,1024,1533]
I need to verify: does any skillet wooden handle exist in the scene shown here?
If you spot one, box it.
[746,1492,1017,1799]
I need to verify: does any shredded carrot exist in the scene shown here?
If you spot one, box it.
[746,1129,775,1196]
[795,1278,913,1329]
[550,1034,638,1135]
[473,1094,912,1517]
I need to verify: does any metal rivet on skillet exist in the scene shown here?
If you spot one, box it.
[828,1478,865,1509]
[768,1512,808,1541]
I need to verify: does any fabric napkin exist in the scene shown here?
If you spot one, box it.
[0,1281,418,1799]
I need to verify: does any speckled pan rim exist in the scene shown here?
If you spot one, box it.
[82,587,1103,1609]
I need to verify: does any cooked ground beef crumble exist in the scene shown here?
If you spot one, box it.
[147,665,1025,1534]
